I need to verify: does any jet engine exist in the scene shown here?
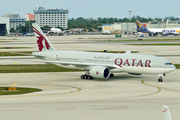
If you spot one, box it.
[89,66,110,79]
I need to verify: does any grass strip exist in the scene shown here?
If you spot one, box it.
[126,43,180,46]
[0,87,42,95]
[174,64,180,69]
[0,51,33,56]
[0,64,82,73]
[0,47,31,49]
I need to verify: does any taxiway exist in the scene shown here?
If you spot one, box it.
[0,35,180,120]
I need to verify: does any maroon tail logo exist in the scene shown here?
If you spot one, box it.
[33,26,50,51]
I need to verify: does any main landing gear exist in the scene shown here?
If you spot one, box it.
[158,76,163,82]
[109,73,114,78]
[81,74,93,79]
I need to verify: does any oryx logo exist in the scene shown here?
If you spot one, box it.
[33,26,50,51]
[96,71,99,75]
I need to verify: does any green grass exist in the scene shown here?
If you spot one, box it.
[0,87,42,95]
[0,51,33,56]
[0,64,82,73]
[0,41,10,43]
[126,43,180,46]
[0,47,31,49]
[174,64,180,69]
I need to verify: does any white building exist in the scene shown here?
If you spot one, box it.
[34,7,69,29]
[9,18,26,30]
[111,22,136,34]
[5,13,26,31]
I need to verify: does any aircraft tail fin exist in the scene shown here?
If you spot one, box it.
[135,19,150,33]
[162,105,172,120]
[32,23,55,52]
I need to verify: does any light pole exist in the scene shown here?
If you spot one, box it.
[128,10,132,21]
[128,10,132,36]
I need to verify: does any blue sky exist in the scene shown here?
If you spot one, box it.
[1,0,179,19]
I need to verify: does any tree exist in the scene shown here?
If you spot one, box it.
[10,28,16,33]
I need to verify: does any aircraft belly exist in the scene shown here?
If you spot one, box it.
[122,67,174,74]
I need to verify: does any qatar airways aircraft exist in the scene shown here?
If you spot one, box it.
[32,23,175,82]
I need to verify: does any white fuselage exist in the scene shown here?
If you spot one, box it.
[148,28,180,34]
[33,50,176,75]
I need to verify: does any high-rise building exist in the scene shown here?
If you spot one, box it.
[25,13,35,21]
[34,7,69,29]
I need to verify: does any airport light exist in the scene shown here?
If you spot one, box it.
[128,10,132,22]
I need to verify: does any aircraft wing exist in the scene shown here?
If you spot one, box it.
[45,60,119,70]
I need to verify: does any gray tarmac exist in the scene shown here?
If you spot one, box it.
[0,35,180,120]
[0,71,180,120]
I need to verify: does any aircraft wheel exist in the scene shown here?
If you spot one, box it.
[110,73,114,78]
[158,78,163,82]
[81,75,85,79]
[85,75,89,79]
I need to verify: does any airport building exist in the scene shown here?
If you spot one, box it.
[34,7,69,29]
[9,18,26,30]
[0,16,10,36]
[111,22,137,34]
[110,20,180,34]
[5,13,26,31]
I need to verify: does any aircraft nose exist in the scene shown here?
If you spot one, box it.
[173,64,176,70]
[169,64,176,72]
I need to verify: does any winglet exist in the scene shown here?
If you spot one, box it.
[162,105,172,120]
[124,51,131,54]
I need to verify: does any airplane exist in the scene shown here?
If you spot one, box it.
[41,27,64,35]
[135,20,180,36]
[163,105,172,120]
[32,23,176,82]
[48,28,62,34]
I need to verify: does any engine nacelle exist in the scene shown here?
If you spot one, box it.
[89,66,110,79]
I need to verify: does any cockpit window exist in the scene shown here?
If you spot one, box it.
[165,63,172,65]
